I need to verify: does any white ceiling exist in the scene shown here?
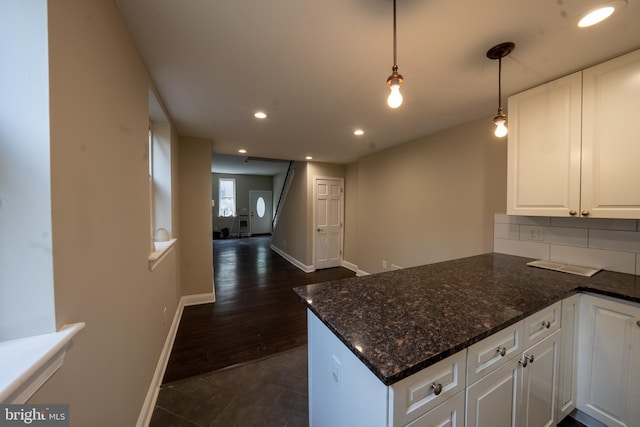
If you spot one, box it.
[115,0,640,168]
[211,153,290,176]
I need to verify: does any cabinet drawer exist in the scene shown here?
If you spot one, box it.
[523,301,560,349]
[390,350,466,427]
[405,390,465,427]
[467,321,524,385]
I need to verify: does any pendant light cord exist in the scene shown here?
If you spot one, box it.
[497,57,503,113]
[392,0,398,68]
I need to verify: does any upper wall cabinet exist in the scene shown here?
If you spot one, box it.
[507,49,640,219]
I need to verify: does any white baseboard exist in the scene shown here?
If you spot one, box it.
[341,260,358,273]
[270,244,314,273]
[136,292,214,427]
[182,292,215,306]
[356,269,371,277]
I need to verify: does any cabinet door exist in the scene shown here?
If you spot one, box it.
[581,49,640,218]
[506,72,582,217]
[466,360,520,427]
[520,330,560,427]
[406,391,465,427]
[577,295,640,427]
[557,294,580,421]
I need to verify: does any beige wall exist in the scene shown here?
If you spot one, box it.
[29,1,182,426]
[349,116,507,273]
[271,162,309,266]
[179,138,214,296]
[344,162,359,264]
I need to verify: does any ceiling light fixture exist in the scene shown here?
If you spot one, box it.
[238,149,247,154]
[354,129,364,136]
[486,42,515,138]
[254,112,267,119]
[386,0,404,109]
[578,0,627,27]
[305,156,313,160]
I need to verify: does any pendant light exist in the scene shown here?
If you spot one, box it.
[486,42,514,137]
[386,0,404,108]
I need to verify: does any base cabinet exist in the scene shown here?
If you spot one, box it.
[406,391,465,427]
[577,295,640,427]
[466,358,520,427]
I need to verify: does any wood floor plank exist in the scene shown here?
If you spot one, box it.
[162,236,355,383]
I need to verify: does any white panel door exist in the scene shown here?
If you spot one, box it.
[578,295,640,427]
[506,72,582,217]
[581,49,640,218]
[520,330,559,427]
[466,360,520,427]
[314,178,343,270]
[249,190,272,235]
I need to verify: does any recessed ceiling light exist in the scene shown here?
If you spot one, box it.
[254,111,267,119]
[238,149,247,154]
[578,0,626,27]
[305,156,313,160]
[354,129,364,136]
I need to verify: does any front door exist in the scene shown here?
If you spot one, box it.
[314,177,343,270]
[249,190,272,235]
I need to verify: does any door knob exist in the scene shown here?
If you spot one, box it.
[317,228,321,232]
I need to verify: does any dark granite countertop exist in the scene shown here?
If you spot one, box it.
[293,253,640,386]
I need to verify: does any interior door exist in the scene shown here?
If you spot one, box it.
[249,190,272,235]
[314,178,343,270]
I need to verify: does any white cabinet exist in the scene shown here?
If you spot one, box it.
[577,294,640,427]
[519,330,560,427]
[507,48,640,219]
[507,72,582,217]
[557,294,580,421]
[406,391,465,427]
[581,50,640,218]
[466,304,560,427]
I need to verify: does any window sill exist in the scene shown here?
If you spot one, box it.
[148,238,177,271]
[0,322,85,403]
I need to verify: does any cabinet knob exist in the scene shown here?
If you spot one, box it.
[582,211,590,217]
[541,320,551,329]
[432,383,443,396]
[637,320,640,327]
[569,210,577,216]
[519,354,534,367]
[496,347,507,357]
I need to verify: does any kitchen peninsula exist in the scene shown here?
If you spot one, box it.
[294,253,640,427]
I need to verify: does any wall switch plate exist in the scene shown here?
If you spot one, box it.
[331,355,342,389]
[382,260,387,269]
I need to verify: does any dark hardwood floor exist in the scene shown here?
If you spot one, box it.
[162,235,355,384]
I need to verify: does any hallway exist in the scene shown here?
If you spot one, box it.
[151,236,355,426]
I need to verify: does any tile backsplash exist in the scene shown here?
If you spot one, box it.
[494,213,640,275]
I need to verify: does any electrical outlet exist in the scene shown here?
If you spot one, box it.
[382,260,388,269]
[331,355,342,389]
[525,227,544,241]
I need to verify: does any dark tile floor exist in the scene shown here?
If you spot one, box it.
[150,346,308,427]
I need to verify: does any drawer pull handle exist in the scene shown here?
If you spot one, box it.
[520,354,535,368]
[497,347,507,357]
[541,320,551,329]
[432,383,443,396]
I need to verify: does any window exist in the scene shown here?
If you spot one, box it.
[148,90,175,269]
[218,178,236,217]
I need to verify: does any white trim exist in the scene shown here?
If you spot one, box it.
[135,292,214,427]
[148,238,177,271]
[270,244,315,273]
[356,269,371,277]
[0,323,85,404]
[341,260,358,273]
[182,292,216,306]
